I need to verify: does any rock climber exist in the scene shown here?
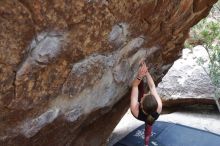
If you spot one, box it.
[130,60,162,146]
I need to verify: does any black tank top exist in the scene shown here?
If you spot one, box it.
[136,80,159,125]
[137,105,159,125]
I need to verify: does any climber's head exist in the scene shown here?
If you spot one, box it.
[141,94,158,115]
[141,94,158,125]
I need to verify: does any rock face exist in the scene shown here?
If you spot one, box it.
[157,46,217,109]
[0,0,217,146]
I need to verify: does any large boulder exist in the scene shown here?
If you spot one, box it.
[0,0,217,145]
[158,46,216,109]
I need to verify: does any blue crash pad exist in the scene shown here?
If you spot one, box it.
[114,121,220,146]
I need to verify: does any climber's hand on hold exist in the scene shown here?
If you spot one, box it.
[138,61,148,79]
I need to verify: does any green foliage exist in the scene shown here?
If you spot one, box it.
[192,20,220,87]
[185,1,220,111]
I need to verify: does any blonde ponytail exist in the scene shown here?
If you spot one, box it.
[146,114,156,125]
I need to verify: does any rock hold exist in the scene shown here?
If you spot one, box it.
[20,108,60,138]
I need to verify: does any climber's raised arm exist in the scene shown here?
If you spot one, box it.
[130,63,147,117]
[145,66,162,113]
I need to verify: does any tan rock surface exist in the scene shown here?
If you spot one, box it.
[0,0,218,145]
